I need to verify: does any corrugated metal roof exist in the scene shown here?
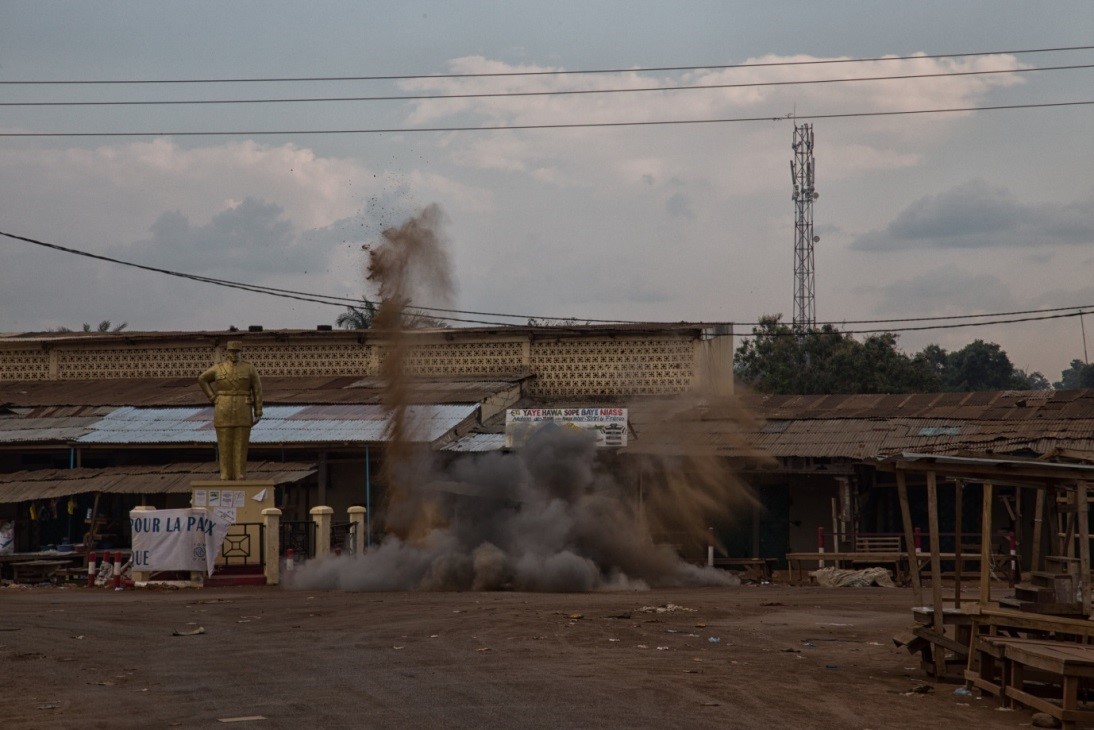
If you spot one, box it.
[0,376,522,408]
[442,433,508,452]
[73,404,477,445]
[0,461,315,504]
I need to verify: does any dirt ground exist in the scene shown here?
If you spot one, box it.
[0,582,1036,729]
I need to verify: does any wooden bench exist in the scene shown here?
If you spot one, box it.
[1003,640,1094,729]
[852,537,905,579]
[11,559,71,584]
[908,605,976,680]
[855,536,903,553]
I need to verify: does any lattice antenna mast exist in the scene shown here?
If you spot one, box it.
[791,123,818,329]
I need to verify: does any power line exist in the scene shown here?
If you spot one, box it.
[5,228,1094,337]
[5,64,1090,107]
[749,310,1093,338]
[2,45,1091,85]
[2,100,1090,138]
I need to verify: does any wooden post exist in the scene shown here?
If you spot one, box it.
[1031,487,1046,576]
[1080,481,1091,617]
[827,496,835,560]
[1066,487,1077,559]
[896,471,923,605]
[84,491,102,548]
[751,503,761,559]
[927,471,946,679]
[980,482,994,608]
[954,479,964,609]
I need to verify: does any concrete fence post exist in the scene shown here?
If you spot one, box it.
[310,506,334,558]
[347,506,367,555]
[262,508,282,586]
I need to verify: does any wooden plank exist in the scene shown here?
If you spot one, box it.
[979,607,1094,632]
[1004,642,1094,677]
[1032,487,1046,576]
[927,470,947,680]
[912,625,969,656]
[955,479,964,609]
[785,551,904,560]
[896,470,923,605]
[980,482,994,607]
[1003,687,1067,721]
[1080,482,1091,617]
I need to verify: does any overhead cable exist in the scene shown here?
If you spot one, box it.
[4,228,1094,337]
[4,64,1090,107]
[2,99,1091,138]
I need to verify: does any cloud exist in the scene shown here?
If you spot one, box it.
[134,198,312,277]
[851,180,1094,251]
[855,267,1018,315]
[665,192,694,220]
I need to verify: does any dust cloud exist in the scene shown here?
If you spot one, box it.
[288,205,760,592]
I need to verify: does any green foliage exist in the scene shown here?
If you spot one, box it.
[335,299,378,330]
[1055,359,1094,389]
[336,298,449,329]
[52,320,128,333]
[735,315,1049,395]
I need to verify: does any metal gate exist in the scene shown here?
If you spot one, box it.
[280,520,315,558]
[220,522,265,567]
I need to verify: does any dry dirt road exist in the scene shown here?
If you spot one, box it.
[1,583,1031,729]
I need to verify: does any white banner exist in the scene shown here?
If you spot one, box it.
[129,508,233,576]
[505,407,628,448]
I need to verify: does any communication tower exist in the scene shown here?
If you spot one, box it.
[791,123,818,328]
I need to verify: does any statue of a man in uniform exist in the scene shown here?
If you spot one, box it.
[198,340,263,480]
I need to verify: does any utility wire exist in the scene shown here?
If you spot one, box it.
[3,100,1090,137]
[4,228,1094,337]
[2,45,1091,85]
[5,64,1089,107]
[746,310,1093,337]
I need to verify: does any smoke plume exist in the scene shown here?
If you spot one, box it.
[288,204,759,592]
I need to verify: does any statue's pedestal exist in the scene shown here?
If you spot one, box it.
[191,480,275,570]
[190,480,275,524]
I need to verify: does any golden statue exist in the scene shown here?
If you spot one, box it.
[198,340,263,480]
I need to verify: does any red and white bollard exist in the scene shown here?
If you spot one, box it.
[914,527,923,555]
[707,527,715,568]
[335,547,342,557]
[285,548,295,572]
[111,551,122,590]
[817,526,826,568]
[86,551,98,588]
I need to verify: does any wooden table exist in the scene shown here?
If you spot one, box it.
[0,551,85,580]
[1004,640,1094,729]
[909,605,976,679]
[11,559,72,584]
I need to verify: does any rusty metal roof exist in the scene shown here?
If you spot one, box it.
[442,433,508,452]
[0,461,315,504]
[743,391,1094,461]
[0,376,522,408]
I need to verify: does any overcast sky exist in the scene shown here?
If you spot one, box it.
[1,2,1092,380]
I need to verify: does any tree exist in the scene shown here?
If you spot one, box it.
[336,298,449,330]
[941,340,1037,392]
[1055,359,1094,389]
[52,320,128,333]
[734,315,938,394]
[736,315,1045,395]
[335,299,378,330]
